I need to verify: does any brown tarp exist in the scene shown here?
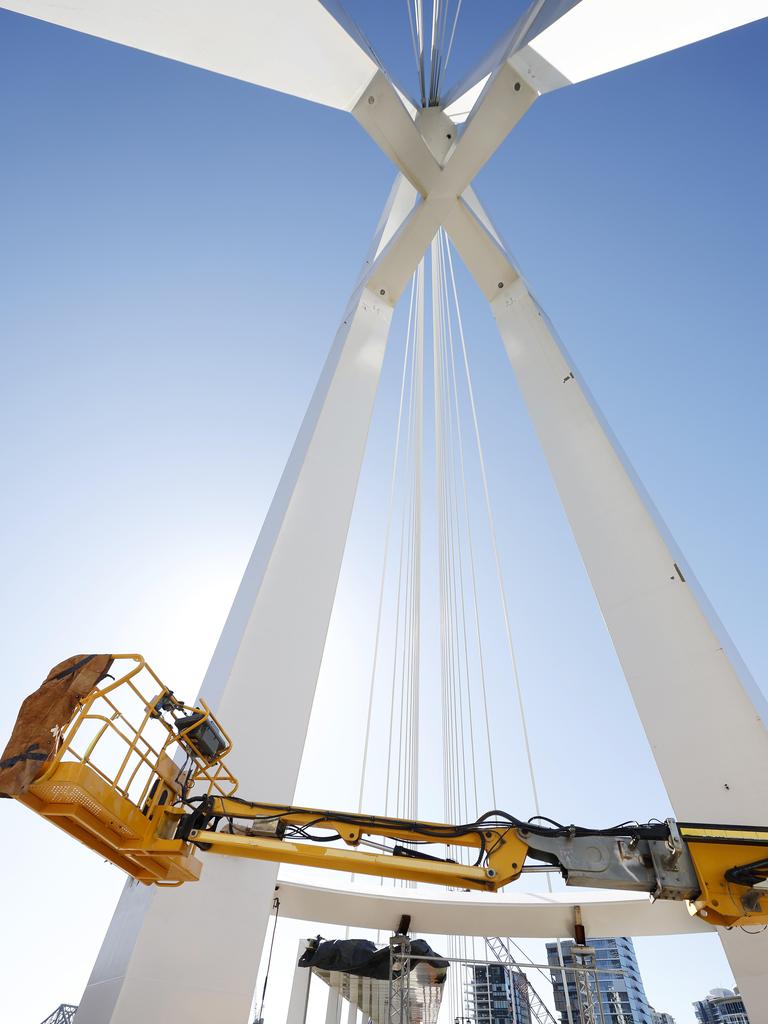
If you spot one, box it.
[0,654,114,798]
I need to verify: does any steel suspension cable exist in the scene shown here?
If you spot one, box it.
[438,229,481,817]
[433,233,476,1023]
[442,239,577,1017]
[435,232,475,853]
[357,272,418,817]
[427,0,440,105]
[433,234,462,873]
[383,268,421,818]
[405,0,423,106]
[441,0,463,82]
[410,264,424,822]
[378,256,423,870]
[439,243,470,828]
[436,234,473,845]
[431,235,451,830]
[443,238,544,820]
[416,0,426,106]
[441,232,572,1017]
[395,461,416,816]
[440,241,497,807]
[404,261,424,829]
[400,268,419,823]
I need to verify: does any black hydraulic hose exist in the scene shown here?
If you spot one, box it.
[178,795,670,849]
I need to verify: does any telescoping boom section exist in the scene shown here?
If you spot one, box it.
[2,654,768,926]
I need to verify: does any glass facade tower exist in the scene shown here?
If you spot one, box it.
[693,989,750,1023]
[545,937,653,1024]
[469,963,533,1024]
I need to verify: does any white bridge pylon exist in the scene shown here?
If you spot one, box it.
[3,1,767,1021]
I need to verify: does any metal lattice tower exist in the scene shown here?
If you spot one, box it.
[485,937,558,1024]
[388,935,412,1024]
[571,947,606,1024]
[39,1007,78,1024]
[606,988,629,1024]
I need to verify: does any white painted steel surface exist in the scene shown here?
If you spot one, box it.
[523,0,768,90]
[73,184,418,1024]
[347,991,359,1024]
[325,980,342,1024]
[492,276,768,817]
[274,879,708,939]
[445,0,768,121]
[447,199,768,1015]
[364,176,420,269]
[287,940,312,1024]
[0,0,378,110]
[352,73,442,197]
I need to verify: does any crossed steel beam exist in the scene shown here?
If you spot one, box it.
[2,0,766,315]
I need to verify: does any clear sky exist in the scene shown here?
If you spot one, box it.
[1,4,767,1024]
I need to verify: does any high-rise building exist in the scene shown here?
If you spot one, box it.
[651,1011,675,1024]
[693,988,750,1023]
[545,937,653,1024]
[468,963,532,1024]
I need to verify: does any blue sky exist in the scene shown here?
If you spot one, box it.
[1,4,767,1023]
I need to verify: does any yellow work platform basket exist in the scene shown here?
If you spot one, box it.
[5,654,237,884]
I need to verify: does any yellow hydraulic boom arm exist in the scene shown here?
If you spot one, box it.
[177,795,768,929]
[3,654,768,930]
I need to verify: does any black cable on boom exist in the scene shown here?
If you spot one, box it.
[254,895,280,1024]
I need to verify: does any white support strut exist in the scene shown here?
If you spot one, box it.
[325,979,342,1024]
[72,180,420,1024]
[446,196,768,1016]
[273,879,709,939]
[287,940,313,1024]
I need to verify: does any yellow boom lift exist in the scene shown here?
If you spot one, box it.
[2,654,768,930]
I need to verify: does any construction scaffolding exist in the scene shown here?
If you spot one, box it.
[303,935,448,1024]
[485,938,558,1024]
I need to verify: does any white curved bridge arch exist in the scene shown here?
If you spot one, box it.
[275,878,710,940]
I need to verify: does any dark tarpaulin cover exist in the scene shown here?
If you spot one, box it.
[0,654,114,798]
[299,938,448,981]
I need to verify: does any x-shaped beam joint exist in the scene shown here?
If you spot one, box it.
[348,55,539,305]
